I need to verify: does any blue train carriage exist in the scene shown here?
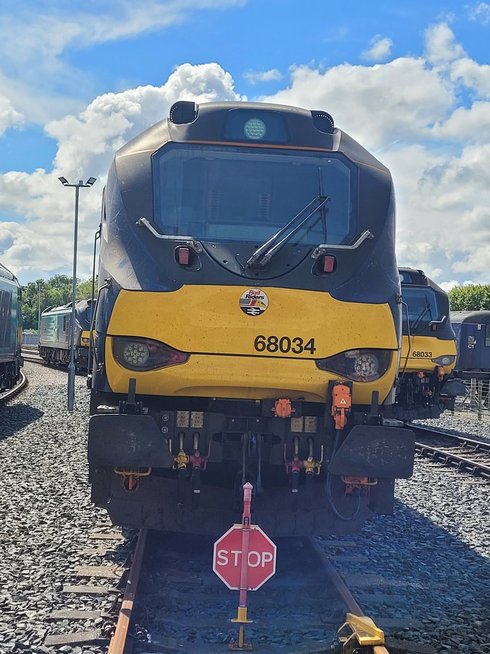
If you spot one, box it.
[450,310,490,377]
[0,262,22,392]
[88,100,416,537]
[38,299,94,371]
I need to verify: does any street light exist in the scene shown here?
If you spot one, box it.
[58,176,97,411]
[37,281,42,332]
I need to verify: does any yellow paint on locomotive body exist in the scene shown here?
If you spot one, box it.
[400,335,457,374]
[103,285,399,404]
[80,330,91,346]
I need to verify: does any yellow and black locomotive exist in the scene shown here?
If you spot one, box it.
[88,101,415,535]
[394,267,463,421]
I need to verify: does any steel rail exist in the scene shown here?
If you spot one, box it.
[22,352,45,365]
[415,442,490,477]
[0,370,27,403]
[308,537,390,654]
[108,528,147,654]
[410,425,490,450]
[410,425,490,477]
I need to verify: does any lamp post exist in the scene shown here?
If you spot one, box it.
[59,176,97,411]
[37,281,42,332]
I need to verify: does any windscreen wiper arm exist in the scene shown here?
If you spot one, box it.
[310,230,374,258]
[410,304,432,333]
[136,217,203,252]
[246,195,329,268]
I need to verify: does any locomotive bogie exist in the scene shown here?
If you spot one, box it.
[88,400,413,535]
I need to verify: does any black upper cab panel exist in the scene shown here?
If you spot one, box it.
[116,101,389,173]
[100,101,398,306]
[399,267,454,340]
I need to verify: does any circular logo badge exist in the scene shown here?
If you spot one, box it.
[239,288,269,316]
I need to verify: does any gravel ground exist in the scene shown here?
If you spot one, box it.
[0,363,117,654]
[321,412,490,654]
[1,364,489,654]
[414,409,490,443]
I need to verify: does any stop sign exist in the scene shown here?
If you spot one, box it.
[213,524,277,591]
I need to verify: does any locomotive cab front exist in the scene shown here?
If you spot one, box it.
[394,267,460,421]
[88,101,414,536]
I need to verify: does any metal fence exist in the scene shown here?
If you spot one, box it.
[454,378,490,419]
[22,331,39,346]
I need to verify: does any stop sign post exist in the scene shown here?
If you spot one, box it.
[213,523,276,590]
[213,483,277,650]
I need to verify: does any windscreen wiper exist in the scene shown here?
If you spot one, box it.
[136,216,203,252]
[310,230,374,259]
[246,195,329,268]
[410,303,433,333]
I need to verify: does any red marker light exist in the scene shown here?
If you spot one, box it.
[323,255,336,273]
[177,246,190,265]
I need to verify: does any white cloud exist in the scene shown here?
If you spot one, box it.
[431,101,490,141]
[361,35,393,62]
[260,24,490,285]
[450,58,490,98]
[0,63,242,280]
[439,280,460,292]
[0,170,100,277]
[262,57,454,150]
[46,63,242,180]
[0,94,23,135]
[0,1,246,124]
[244,69,283,85]
[468,2,490,24]
[424,23,466,65]
[1,21,490,289]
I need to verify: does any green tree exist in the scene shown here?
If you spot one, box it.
[448,284,490,311]
[77,278,97,300]
[21,276,96,329]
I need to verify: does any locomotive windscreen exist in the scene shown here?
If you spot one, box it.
[153,144,357,244]
[402,287,444,333]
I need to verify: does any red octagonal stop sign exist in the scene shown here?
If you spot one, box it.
[213,524,277,591]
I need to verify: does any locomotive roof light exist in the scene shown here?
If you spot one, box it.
[224,109,289,143]
[243,117,267,140]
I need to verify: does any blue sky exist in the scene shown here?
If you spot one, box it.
[1,0,490,287]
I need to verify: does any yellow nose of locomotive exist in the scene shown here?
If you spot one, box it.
[104,285,399,404]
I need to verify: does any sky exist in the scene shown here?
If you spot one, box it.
[1,1,490,290]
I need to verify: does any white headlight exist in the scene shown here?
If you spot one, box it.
[432,355,455,366]
[353,353,379,380]
[122,341,150,367]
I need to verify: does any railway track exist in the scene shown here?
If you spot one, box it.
[411,424,490,478]
[21,348,44,365]
[97,529,446,654]
[40,482,487,654]
[0,370,27,403]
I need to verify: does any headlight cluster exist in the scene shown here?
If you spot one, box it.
[113,337,189,371]
[431,355,455,366]
[316,349,392,382]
